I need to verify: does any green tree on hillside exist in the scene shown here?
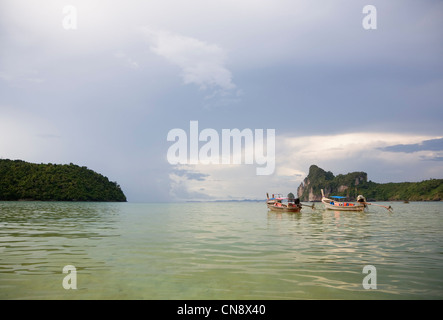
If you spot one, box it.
[0,159,127,202]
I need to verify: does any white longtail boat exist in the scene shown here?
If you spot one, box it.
[321,189,367,212]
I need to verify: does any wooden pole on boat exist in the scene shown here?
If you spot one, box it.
[301,203,315,209]
[365,202,393,212]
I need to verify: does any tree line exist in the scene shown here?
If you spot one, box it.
[0,159,127,202]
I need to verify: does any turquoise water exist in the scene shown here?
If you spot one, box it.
[0,201,442,299]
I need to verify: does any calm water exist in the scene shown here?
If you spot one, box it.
[1,201,442,300]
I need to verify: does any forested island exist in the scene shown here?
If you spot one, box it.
[0,159,127,202]
[297,165,443,202]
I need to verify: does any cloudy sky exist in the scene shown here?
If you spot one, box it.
[1,0,442,202]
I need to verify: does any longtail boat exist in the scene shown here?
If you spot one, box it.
[321,189,367,212]
[266,193,302,213]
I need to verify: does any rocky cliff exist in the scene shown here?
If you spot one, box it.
[297,164,443,201]
[297,165,367,201]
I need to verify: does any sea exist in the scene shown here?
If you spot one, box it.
[0,201,442,300]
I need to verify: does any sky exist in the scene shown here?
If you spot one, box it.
[1,0,442,202]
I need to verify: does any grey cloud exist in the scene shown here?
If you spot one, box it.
[172,169,209,181]
[380,138,443,153]
[420,156,443,162]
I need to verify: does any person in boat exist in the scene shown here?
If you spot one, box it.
[357,195,367,208]
[287,197,301,208]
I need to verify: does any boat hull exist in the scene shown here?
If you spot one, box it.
[322,198,366,212]
[267,203,301,213]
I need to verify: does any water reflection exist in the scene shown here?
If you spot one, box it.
[0,202,121,278]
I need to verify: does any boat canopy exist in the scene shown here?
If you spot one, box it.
[330,196,346,199]
[272,197,299,201]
